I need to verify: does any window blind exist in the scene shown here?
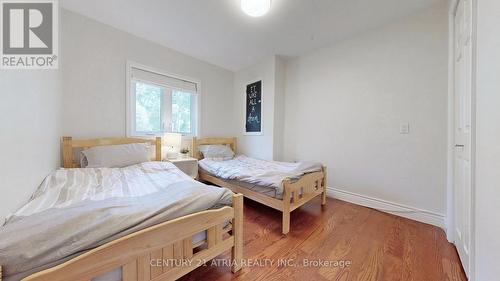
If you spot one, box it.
[131,67,197,92]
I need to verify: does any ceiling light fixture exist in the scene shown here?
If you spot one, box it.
[241,0,271,17]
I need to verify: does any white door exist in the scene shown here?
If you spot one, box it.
[453,0,473,276]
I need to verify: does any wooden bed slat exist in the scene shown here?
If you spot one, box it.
[207,225,223,248]
[137,255,150,281]
[122,260,138,281]
[207,226,215,248]
[162,244,174,273]
[150,249,163,278]
[216,225,223,243]
[173,241,183,263]
[62,137,73,168]
[183,238,193,259]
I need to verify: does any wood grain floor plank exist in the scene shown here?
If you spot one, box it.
[180,198,467,281]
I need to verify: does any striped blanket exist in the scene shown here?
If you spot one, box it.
[199,155,322,196]
[7,161,201,221]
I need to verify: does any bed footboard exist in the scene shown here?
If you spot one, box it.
[200,166,327,235]
[282,166,327,234]
[18,194,243,281]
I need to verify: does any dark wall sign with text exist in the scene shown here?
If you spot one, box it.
[245,80,262,134]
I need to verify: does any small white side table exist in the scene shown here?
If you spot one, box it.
[166,157,198,179]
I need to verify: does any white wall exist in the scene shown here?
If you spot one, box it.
[61,9,235,139]
[0,70,61,222]
[283,3,449,215]
[474,0,500,279]
[273,57,286,161]
[0,8,235,222]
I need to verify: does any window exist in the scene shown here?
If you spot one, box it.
[171,90,193,134]
[127,64,198,136]
[135,82,163,133]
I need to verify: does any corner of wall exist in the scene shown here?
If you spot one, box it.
[273,56,286,161]
[233,55,287,161]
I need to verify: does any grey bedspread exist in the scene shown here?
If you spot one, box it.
[0,162,233,281]
[199,155,322,197]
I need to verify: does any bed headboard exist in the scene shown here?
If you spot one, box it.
[192,137,237,160]
[61,136,162,168]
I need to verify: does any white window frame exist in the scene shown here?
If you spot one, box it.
[126,61,201,137]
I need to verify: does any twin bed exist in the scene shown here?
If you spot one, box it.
[0,136,326,281]
[192,137,327,235]
[0,137,243,281]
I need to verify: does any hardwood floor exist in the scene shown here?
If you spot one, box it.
[180,198,467,281]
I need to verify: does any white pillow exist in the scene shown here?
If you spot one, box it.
[81,143,150,168]
[198,144,234,160]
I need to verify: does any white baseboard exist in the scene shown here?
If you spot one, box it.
[326,187,445,229]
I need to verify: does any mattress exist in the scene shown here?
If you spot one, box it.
[223,177,284,199]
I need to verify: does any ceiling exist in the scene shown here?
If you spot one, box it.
[60,0,443,71]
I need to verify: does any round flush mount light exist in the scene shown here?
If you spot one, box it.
[241,0,271,17]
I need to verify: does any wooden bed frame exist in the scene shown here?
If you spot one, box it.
[0,137,243,281]
[192,137,327,235]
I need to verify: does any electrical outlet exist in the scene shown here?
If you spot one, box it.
[400,122,410,134]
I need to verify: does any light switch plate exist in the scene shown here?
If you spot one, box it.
[400,122,410,134]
